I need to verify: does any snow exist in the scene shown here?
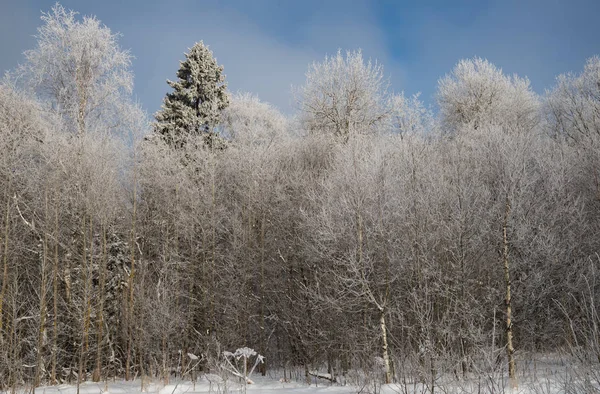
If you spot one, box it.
[4,372,595,394]
[3,357,599,394]
[231,347,257,359]
[10,378,359,394]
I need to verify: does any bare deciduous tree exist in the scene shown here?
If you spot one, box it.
[296,50,391,140]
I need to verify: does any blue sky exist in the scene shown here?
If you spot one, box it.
[1,0,599,116]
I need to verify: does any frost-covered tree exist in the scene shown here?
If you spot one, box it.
[437,57,539,133]
[5,9,600,388]
[154,41,229,148]
[0,84,48,354]
[221,93,287,146]
[295,49,391,141]
[390,93,435,135]
[2,5,144,387]
[546,56,600,142]
[13,3,138,136]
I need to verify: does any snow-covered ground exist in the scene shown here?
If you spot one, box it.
[3,373,596,394]
[4,355,600,394]
[10,378,360,394]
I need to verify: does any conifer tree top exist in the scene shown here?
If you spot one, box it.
[154,41,229,148]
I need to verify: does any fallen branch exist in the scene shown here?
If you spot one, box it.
[309,370,336,382]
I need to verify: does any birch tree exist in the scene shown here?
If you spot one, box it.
[437,57,539,133]
[4,4,144,384]
[546,56,600,143]
[222,93,287,146]
[15,3,136,137]
[296,50,391,141]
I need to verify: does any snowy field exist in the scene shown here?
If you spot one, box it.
[3,351,599,394]
[0,378,580,394]
[6,358,600,394]
[4,378,364,394]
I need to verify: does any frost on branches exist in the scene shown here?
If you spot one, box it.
[221,92,287,146]
[14,3,139,137]
[437,57,539,133]
[154,41,229,149]
[296,49,391,141]
[546,56,600,142]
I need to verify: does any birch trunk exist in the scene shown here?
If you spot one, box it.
[503,197,517,385]
[93,224,107,382]
[34,191,49,389]
[126,165,137,380]
[51,193,59,384]
[380,310,392,384]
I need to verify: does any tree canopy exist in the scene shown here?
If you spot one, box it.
[154,41,229,148]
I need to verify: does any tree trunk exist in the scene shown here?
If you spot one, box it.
[259,211,267,376]
[50,194,59,384]
[78,214,93,394]
[0,182,11,333]
[9,276,19,391]
[210,157,216,330]
[34,191,49,390]
[503,197,517,385]
[380,310,392,384]
[75,59,90,136]
[126,170,137,380]
[93,224,107,382]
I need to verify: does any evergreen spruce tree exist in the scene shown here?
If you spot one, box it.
[154,41,229,148]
